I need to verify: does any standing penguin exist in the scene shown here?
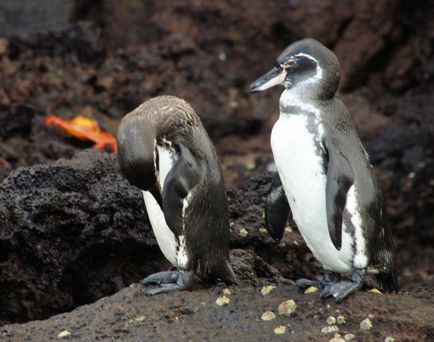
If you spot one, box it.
[117,95,235,295]
[249,38,397,301]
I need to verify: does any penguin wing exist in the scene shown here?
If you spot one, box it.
[162,142,204,236]
[324,139,354,250]
[265,173,291,241]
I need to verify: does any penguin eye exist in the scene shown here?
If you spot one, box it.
[281,59,296,69]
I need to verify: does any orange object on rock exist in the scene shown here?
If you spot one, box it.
[45,115,118,153]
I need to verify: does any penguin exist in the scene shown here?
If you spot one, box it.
[117,95,236,295]
[249,38,397,301]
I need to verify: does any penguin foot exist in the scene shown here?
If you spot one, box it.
[142,270,193,296]
[142,271,180,285]
[296,270,341,290]
[295,278,322,290]
[320,269,365,303]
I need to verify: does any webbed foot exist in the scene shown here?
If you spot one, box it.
[320,269,365,302]
[142,270,194,296]
[296,270,341,290]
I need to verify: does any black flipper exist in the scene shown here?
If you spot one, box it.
[265,173,291,241]
[149,183,163,208]
[162,142,204,236]
[324,139,354,250]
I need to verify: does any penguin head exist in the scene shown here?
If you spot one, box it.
[249,38,340,99]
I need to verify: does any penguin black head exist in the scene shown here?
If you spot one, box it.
[249,38,340,99]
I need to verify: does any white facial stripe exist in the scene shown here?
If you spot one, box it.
[295,52,323,82]
[255,70,287,91]
[294,52,324,82]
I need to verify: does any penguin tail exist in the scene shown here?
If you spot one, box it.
[376,269,398,293]
[372,245,398,292]
[220,260,237,285]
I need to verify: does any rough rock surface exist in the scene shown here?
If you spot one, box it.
[1,282,433,341]
[0,150,303,324]
[0,0,433,339]
[0,150,166,324]
[1,0,433,174]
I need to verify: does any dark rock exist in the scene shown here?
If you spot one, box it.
[0,0,74,38]
[0,150,165,324]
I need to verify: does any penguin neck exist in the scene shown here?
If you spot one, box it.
[279,84,322,117]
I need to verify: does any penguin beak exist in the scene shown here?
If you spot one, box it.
[249,66,286,93]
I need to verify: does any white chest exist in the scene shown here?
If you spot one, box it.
[271,115,326,223]
[271,115,354,272]
[142,142,189,269]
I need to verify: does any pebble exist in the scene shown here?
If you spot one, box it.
[304,286,319,294]
[344,333,356,341]
[274,325,286,334]
[278,300,297,316]
[321,325,339,334]
[216,295,230,306]
[330,334,345,342]
[57,330,71,339]
[239,228,248,237]
[327,316,337,325]
[128,315,145,324]
[261,310,276,321]
[261,285,276,296]
[360,317,373,330]
[336,315,346,324]
[259,228,268,235]
[368,288,382,294]
[384,337,395,342]
[284,226,293,233]
[222,288,232,296]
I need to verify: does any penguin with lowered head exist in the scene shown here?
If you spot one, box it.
[117,95,236,295]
